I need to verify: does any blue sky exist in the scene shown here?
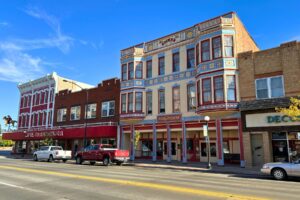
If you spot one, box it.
[0,0,300,130]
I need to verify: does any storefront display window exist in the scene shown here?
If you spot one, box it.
[201,143,216,157]
[272,132,288,162]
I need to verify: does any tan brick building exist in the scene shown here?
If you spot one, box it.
[239,41,300,167]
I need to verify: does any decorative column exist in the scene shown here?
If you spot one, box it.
[152,122,157,162]
[238,118,245,167]
[182,121,187,163]
[130,124,135,161]
[167,124,171,163]
[216,119,224,166]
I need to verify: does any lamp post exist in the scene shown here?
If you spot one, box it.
[63,79,88,147]
[204,115,211,169]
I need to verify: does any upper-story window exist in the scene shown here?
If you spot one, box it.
[121,94,127,113]
[102,101,115,117]
[122,64,127,81]
[187,48,195,69]
[57,108,67,122]
[85,103,97,119]
[44,92,47,104]
[173,87,180,112]
[196,43,200,66]
[159,57,165,76]
[36,93,40,105]
[128,62,134,80]
[128,93,134,112]
[256,76,284,99]
[224,35,234,57]
[23,97,27,108]
[146,91,152,115]
[70,106,81,121]
[214,76,224,102]
[212,36,222,59]
[197,81,201,106]
[202,78,212,103]
[187,84,196,111]
[172,52,180,72]
[146,60,152,78]
[227,75,236,101]
[159,90,165,113]
[135,62,143,79]
[201,40,211,62]
[27,95,31,107]
[135,92,143,112]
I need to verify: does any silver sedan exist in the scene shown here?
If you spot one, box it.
[261,160,300,180]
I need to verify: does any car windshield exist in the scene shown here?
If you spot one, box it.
[39,146,49,151]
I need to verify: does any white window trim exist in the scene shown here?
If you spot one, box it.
[70,106,81,121]
[101,101,115,117]
[57,108,67,122]
[255,75,285,99]
[85,103,97,119]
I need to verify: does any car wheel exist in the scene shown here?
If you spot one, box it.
[76,156,83,165]
[33,154,38,161]
[48,155,54,162]
[90,161,96,165]
[62,159,67,163]
[272,168,287,180]
[103,157,110,166]
[116,161,123,166]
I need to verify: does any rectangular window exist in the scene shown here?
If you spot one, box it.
[128,93,134,112]
[202,78,212,103]
[121,94,127,113]
[70,106,81,121]
[122,64,127,81]
[40,92,45,104]
[128,62,134,80]
[197,81,201,106]
[85,103,97,119]
[224,35,234,57]
[159,90,165,113]
[36,93,40,105]
[227,76,236,101]
[201,40,210,62]
[196,43,200,65]
[173,87,180,113]
[146,91,152,115]
[135,62,143,79]
[187,84,196,111]
[135,92,142,112]
[57,108,67,122]
[214,76,224,102]
[158,57,165,76]
[255,76,284,99]
[146,60,152,78]
[187,48,195,69]
[102,101,115,117]
[172,52,180,72]
[212,36,222,59]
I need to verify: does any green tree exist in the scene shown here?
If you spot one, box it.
[276,96,300,118]
[41,137,53,146]
[134,131,141,150]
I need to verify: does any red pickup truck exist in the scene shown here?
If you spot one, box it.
[74,144,129,166]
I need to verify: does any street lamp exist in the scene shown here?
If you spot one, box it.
[203,115,211,169]
[63,79,88,147]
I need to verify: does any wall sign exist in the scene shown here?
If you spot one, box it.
[157,114,182,122]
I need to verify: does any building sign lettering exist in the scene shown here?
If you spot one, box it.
[267,115,300,123]
[157,114,182,122]
[25,130,64,138]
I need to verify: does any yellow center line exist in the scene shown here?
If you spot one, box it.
[0,165,269,200]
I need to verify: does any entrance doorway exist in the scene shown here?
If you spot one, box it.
[251,134,264,166]
[272,132,288,162]
[163,141,177,160]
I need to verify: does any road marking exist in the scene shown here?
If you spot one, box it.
[0,181,44,194]
[0,165,269,200]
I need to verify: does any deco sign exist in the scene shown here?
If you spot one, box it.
[25,130,64,138]
[267,115,300,123]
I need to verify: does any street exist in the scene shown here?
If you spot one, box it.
[0,155,299,200]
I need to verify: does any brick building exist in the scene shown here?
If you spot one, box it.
[119,12,258,166]
[53,78,120,153]
[239,41,300,167]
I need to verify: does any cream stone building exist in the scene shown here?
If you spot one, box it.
[119,12,258,166]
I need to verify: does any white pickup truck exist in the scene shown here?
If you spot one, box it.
[33,146,72,162]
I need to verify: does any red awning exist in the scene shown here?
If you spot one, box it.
[2,125,117,141]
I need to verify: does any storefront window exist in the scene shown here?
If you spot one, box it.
[272,132,288,162]
[201,143,216,157]
[142,141,153,157]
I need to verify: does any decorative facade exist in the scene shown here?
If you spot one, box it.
[119,12,259,166]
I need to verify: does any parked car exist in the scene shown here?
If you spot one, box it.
[75,144,129,166]
[261,159,300,180]
[33,146,72,162]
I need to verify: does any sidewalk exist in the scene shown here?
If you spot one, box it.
[127,159,262,176]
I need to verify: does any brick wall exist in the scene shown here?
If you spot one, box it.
[54,78,120,126]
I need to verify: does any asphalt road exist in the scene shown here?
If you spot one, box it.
[0,155,300,200]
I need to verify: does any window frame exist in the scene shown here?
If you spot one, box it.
[135,61,143,79]
[158,56,165,76]
[172,52,180,73]
[255,75,285,99]
[212,36,222,59]
[135,92,143,112]
[127,92,134,113]
[121,94,127,114]
[196,43,200,66]
[201,39,211,62]
[227,75,237,102]
[187,84,196,111]
[158,89,165,114]
[101,100,115,117]
[85,103,97,119]
[172,86,181,113]
[202,78,212,104]
[122,64,128,81]
[57,108,67,122]
[224,35,234,58]
[128,62,134,80]
[146,60,152,79]
[187,48,195,69]
[70,105,81,121]
[213,75,224,103]
[146,91,152,115]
